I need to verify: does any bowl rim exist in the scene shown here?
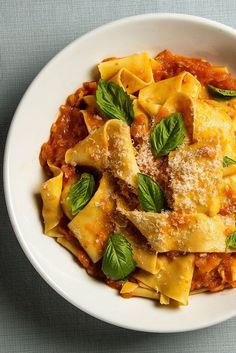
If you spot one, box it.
[4,13,236,333]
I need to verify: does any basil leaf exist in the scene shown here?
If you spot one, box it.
[150,112,186,157]
[69,173,95,215]
[208,84,236,99]
[223,156,236,167]
[226,231,236,249]
[138,173,166,212]
[102,232,136,280]
[96,79,134,125]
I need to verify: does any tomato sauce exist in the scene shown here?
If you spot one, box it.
[191,254,236,292]
[154,50,236,89]
[39,88,89,169]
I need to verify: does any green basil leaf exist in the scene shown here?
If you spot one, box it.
[96,79,134,125]
[223,156,236,167]
[150,112,186,157]
[137,173,166,212]
[208,84,236,99]
[102,232,136,280]
[69,173,95,215]
[226,231,236,249]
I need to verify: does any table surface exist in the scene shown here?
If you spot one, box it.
[1,1,236,352]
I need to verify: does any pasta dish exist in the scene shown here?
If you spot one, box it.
[39,50,236,306]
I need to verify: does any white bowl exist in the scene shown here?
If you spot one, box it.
[4,13,236,333]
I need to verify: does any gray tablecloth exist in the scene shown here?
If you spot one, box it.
[1,1,236,352]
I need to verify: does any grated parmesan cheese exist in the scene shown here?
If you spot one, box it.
[168,142,223,216]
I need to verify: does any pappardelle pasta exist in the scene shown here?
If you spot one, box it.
[40,50,236,306]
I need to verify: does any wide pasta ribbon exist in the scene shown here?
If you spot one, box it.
[138,71,201,116]
[132,254,195,305]
[193,99,236,159]
[120,281,160,301]
[98,52,154,94]
[121,228,158,275]
[68,173,115,263]
[80,96,106,133]
[133,98,149,120]
[156,92,194,139]
[132,98,149,138]
[60,174,79,220]
[65,122,108,170]
[191,99,236,214]
[168,141,223,216]
[118,208,236,253]
[40,163,63,236]
[157,93,236,160]
[81,110,105,133]
[65,120,139,188]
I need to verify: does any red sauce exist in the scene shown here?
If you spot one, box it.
[60,164,76,183]
[154,50,236,89]
[106,279,123,290]
[191,254,236,292]
[83,81,98,95]
[39,88,90,168]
